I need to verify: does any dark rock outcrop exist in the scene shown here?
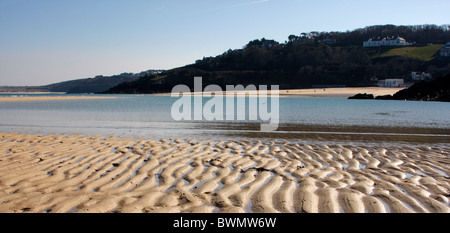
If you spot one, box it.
[348,93,374,99]
[389,74,450,102]
[372,74,450,102]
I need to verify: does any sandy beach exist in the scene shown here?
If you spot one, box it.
[0,96,114,102]
[163,87,405,98]
[276,87,405,98]
[0,131,448,213]
[0,87,403,101]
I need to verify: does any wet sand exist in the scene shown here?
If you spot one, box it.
[0,132,448,213]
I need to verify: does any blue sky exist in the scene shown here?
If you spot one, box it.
[1,0,449,86]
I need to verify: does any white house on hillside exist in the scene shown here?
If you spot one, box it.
[440,42,450,57]
[378,79,405,87]
[363,36,411,47]
[411,72,432,81]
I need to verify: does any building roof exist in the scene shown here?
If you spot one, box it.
[366,36,406,42]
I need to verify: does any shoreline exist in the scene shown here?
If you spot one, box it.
[277,87,404,98]
[0,131,448,213]
[0,87,404,101]
[157,87,405,98]
[1,121,449,145]
[0,87,404,99]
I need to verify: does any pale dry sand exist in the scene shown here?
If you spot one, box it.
[0,96,114,102]
[0,132,448,213]
[276,87,405,98]
[164,87,405,98]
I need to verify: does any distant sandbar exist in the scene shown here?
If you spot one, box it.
[158,87,405,98]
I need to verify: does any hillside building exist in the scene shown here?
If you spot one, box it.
[440,42,450,57]
[322,38,336,44]
[378,79,405,87]
[411,72,432,81]
[363,36,411,47]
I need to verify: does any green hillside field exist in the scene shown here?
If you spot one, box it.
[379,44,443,61]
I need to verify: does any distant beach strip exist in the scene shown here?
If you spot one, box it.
[0,87,404,101]
[156,87,405,98]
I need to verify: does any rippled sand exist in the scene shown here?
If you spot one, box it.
[0,132,448,213]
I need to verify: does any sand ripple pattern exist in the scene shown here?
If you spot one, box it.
[0,132,449,213]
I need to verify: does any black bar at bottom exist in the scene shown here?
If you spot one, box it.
[1,213,445,233]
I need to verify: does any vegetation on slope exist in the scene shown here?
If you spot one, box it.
[105,25,450,94]
[0,70,163,93]
[391,73,450,101]
[380,44,443,61]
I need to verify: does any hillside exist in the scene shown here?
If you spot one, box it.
[349,73,450,102]
[104,24,450,94]
[0,70,164,93]
[380,44,443,61]
[390,73,450,101]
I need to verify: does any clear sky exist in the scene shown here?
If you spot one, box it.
[1,0,449,86]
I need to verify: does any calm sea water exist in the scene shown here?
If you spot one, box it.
[0,94,449,144]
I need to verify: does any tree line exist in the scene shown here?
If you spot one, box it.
[104,24,450,94]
